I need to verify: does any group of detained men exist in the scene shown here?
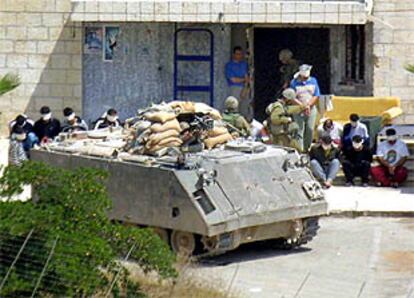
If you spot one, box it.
[8,106,122,166]
[224,46,410,189]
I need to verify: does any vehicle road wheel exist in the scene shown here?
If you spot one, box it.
[170,230,196,256]
[152,228,169,244]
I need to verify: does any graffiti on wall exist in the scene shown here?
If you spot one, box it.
[84,27,102,54]
[104,26,120,61]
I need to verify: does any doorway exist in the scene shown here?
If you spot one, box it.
[253,28,330,121]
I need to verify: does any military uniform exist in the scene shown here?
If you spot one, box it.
[222,112,250,137]
[266,89,304,151]
[222,96,251,137]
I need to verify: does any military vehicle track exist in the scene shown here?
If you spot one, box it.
[275,217,320,249]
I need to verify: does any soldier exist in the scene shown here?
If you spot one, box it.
[278,49,300,90]
[266,88,306,151]
[222,96,251,137]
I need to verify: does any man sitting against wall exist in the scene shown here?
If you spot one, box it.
[371,128,409,188]
[342,113,369,150]
[309,135,341,189]
[341,135,372,187]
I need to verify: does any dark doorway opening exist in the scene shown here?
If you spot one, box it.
[253,28,330,121]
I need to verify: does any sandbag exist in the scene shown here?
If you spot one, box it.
[144,111,176,123]
[168,101,196,114]
[147,129,180,147]
[204,133,233,149]
[150,119,181,133]
[194,102,222,120]
[78,146,118,157]
[146,140,182,153]
[207,126,229,138]
[157,136,182,147]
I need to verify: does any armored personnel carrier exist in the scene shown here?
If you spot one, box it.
[31,140,327,255]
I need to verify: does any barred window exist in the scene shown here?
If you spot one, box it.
[345,25,365,83]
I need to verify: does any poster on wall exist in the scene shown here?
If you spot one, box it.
[104,26,120,61]
[84,27,103,54]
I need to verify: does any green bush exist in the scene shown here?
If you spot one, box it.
[0,161,176,297]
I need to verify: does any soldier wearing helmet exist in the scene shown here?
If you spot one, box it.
[265,88,306,151]
[222,96,251,137]
[278,49,300,90]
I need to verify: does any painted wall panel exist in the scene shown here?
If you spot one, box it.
[83,23,231,124]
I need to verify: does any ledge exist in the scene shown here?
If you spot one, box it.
[70,0,369,24]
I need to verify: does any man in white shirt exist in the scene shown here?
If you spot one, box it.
[317,118,343,146]
[371,128,409,188]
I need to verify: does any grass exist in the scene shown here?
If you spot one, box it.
[123,257,241,298]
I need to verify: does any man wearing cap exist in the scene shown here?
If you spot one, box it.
[341,135,372,187]
[278,49,300,90]
[225,46,251,118]
[290,64,321,152]
[33,106,61,143]
[62,107,88,133]
[371,128,409,188]
[266,88,306,150]
[94,108,122,130]
[222,96,251,137]
[309,135,340,188]
[342,113,369,150]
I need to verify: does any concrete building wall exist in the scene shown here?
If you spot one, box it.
[372,0,414,124]
[2,0,414,136]
[82,23,231,123]
[0,0,81,135]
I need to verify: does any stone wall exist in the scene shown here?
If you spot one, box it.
[0,0,81,135]
[372,0,414,123]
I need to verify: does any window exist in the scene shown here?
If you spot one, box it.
[344,25,365,83]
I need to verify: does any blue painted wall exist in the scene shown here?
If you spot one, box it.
[83,23,231,123]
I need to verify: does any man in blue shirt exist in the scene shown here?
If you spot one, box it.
[290,64,321,152]
[225,46,250,118]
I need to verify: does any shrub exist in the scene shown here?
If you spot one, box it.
[0,161,176,297]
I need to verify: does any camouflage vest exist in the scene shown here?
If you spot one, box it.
[223,112,241,128]
[267,102,299,137]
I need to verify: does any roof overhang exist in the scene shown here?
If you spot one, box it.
[70,0,370,25]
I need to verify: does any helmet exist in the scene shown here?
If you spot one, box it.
[225,96,239,112]
[278,49,293,62]
[282,88,296,101]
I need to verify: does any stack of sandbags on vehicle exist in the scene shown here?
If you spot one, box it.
[144,114,182,155]
[203,122,233,149]
[125,103,183,156]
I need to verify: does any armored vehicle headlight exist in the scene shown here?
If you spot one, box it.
[302,181,324,200]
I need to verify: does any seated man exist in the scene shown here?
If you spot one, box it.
[341,135,372,187]
[222,96,251,137]
[342,113,369,149]
[371,128,409,188]
[9,126,28,166]
[62,107,88,132]
[317,118,343,146]
[247,116,266,142]
[33,106,61,143]
[9,114,38,151]
[309,135,340,188]
[94,108,122,130]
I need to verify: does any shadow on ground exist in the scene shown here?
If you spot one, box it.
[198,242,312,267]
